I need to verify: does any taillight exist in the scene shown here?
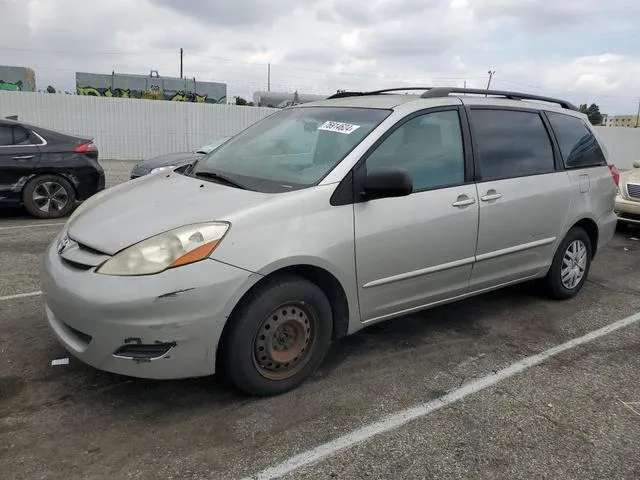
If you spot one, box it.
[608,164,620,186]
[74,141,97,153]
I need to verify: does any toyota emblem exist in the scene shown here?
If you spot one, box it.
[57,235,70,254]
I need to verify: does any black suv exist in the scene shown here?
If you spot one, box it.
[0,117,105,218]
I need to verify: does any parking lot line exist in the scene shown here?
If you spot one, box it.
[0,291,42,302]
[244,311,640,480]
[0,222,65,232]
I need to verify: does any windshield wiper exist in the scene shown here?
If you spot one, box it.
[194,171,251,190]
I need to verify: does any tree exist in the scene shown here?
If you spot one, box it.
[235,96,247,106]
[579,103,602,125]
[46,85,56,93]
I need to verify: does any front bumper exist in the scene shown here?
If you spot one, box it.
[614,195,640,224]
[41,236,259,379]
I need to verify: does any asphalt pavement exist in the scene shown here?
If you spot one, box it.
[1,160,639,480]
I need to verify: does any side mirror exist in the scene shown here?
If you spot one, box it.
[363,167,413,200]
[633,161,640,169]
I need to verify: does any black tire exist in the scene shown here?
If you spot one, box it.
[544,227,592,300]
[23,174,76,219]
[222,274,333,396]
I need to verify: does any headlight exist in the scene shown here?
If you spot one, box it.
[151,165,176,174]
[97,222,229,276]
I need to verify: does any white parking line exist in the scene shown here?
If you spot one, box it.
[0,222,65,232]
[0,291,42,302]
[244,311,640,480]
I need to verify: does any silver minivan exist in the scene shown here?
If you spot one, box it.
[41,87,618,396]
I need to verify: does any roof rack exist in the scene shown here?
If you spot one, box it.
[420,87,578,111]
[326,87,577,111]
[327,87,434,99]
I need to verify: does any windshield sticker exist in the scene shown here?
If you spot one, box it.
[318,121,361,134]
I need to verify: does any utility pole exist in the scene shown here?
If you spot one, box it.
[486,70,495,94]
[267,62,271,92]
[180,48,183,78]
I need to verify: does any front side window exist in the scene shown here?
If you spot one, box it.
[471,109,555,181]
[192,107,391,192]
[365,110,465,191]
[546,112,607,168]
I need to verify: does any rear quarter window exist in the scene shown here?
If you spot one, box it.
[546,112,607,168]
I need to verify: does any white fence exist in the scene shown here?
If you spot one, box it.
[593,126,640,170]
[2,91,640,167]
[0,91,277,160]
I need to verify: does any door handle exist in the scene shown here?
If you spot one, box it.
[12,155,34,160]
[481,190,503,202]
[452,195,476,207]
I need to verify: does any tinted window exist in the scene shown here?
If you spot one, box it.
[471,110,555,181]
[0,125,33,146]
[546,112,607,168]
[366,110,465,191]
[0,126,12,146]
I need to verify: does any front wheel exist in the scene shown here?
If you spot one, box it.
[544,227,592,300]
[222,275,333,396]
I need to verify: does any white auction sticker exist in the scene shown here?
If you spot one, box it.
[318,121,361,134]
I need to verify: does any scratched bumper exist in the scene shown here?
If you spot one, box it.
[41,236,258,379]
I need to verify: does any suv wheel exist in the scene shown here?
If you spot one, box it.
[23,175,76,219]
[545,227,592,300]
[222,275,333,396]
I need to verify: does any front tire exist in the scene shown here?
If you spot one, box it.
[545,227,592,300]
[23,174,76,219]
[222,275,333,396]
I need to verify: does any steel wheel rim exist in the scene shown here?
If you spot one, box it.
[32,181,69,213]
[253,302,316,380]
[561,239,587,290]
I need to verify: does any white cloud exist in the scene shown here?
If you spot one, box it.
[0,0,638,112]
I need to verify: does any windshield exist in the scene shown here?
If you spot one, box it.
[191,107,391,192]
[197,137,230,154]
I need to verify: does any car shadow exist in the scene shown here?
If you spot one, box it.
[59,281,543,414]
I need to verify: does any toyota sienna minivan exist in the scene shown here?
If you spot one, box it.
[41,87,619,396]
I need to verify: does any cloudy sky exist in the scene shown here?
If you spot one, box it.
[1,0,639,113]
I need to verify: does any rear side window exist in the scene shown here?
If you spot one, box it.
[470,109,555,181]
[546,112,607,168]
[0,126,12,146]
[0,125,34,146]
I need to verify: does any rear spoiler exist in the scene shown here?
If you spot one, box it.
[4,115,18,120]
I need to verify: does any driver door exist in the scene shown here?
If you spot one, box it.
[353,107,479,322]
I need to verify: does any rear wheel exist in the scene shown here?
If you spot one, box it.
[23,175,76,219]
[544,227,592,300]
[222,275,333,396]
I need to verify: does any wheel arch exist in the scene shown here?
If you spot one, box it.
[215,261,355,372]
[570,217,599,259]
[21,171,79,204]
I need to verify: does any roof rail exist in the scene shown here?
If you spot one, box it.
[420,87,578,111]
[326,87,577,111]
[326,87,434,99]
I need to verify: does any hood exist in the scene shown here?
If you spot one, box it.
[67,172,274,255]
[621,167,640,184]
[136,152,204,170]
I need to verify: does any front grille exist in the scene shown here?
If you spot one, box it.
[619,211,640,222]
[627,183,640,199]
[60,258,94,270]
